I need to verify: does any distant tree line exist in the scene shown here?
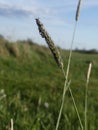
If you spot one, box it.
[74,48,98,54]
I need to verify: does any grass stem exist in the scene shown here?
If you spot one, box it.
[55,21,83,130]
[55,78,71,130]
[85,82,88,130]
[85,62,92,130]
[66,21,83,130]
[69,88,83,130]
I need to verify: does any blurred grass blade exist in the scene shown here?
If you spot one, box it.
[11,118,14,130]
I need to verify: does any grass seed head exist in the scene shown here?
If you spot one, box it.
[36,18,64,69]
[75,0,82,21]
[87,62,92,84]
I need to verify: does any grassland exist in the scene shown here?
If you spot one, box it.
[0,36,98,130]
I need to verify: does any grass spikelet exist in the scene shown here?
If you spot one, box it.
[75,0,82,21]
[10,118,14,130]
[36,18,63,69]
[86,62,92,84]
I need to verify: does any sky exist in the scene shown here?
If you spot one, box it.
[0,0,98,50]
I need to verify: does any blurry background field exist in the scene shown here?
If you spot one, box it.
[0,36,98,130]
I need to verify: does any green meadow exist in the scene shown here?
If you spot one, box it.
[0,36,98,130]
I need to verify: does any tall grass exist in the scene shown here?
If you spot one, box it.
[36,0,83,130]
[36,0,84,130]
[65,0,83,129]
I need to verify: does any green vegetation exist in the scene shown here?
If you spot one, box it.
[0,36,98,130]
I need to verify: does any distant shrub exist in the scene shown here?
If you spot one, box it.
[87,49,98,54]
[74,48,98,54]
[27,39,35,45]
[0,35,4,40]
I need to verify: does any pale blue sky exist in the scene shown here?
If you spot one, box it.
[0,0,98,49]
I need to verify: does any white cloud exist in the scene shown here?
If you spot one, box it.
[0,0,97,19]
[0,2,56,18]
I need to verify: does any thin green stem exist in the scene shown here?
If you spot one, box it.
[85,62,92,130]
[55,21,83,130]
[65,22,77,80]
[69,88,83,130]
[66,22,83,130]
[55,76,71,130]
[85,82,88,130]
[66,21,83,129]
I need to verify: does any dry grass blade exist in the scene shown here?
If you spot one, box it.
[36,18,63,69]
[75,0,82,21]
